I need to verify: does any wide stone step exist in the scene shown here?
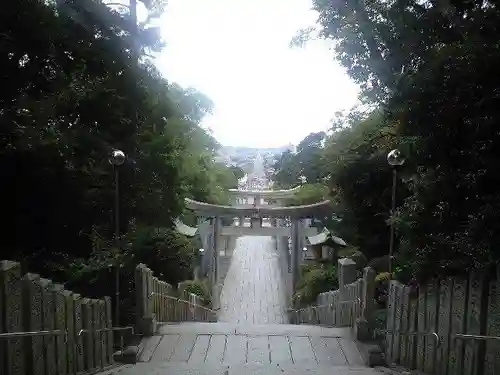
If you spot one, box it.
[100,362,381,375]
[135,323,367,370]
[155,322,351,336]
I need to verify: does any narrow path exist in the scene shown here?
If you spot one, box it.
[218,236,289,324]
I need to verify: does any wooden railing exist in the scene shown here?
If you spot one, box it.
[0,260,127,375]
[152,293,217,323]
[287,259,376,341]
[288,286,362,327]
[384,274,500,375]
[135,264,216,335]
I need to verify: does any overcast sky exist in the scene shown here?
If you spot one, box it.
[154,0,359,148]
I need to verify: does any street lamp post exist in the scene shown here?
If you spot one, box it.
[387,149,405,276]
[109,149,126,325]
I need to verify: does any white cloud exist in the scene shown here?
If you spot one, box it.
[155,0,359,147]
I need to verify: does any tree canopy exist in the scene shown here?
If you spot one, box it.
[272,131,327,188]
[0,0,240,315]
[279,0,500,281]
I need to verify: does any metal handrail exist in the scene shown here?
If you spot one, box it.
[150,292,217,313]
[454,333,500,341]
[376,328,441,347]
[78,326,134,336]
[286,297,361,313]
[375,330,500,347]
[0,329,67,341]
[78,326,135,352]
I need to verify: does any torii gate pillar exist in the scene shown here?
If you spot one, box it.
[291,219,301,294]
[210,217,222,309]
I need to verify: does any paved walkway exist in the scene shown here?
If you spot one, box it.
[130,323,375,374]
[218,235,288,324]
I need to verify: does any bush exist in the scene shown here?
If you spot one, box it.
[181,279,212,306]
[338,247,368,269]
[374,272,391,307]
[62,225,197,325]
[368,255,390,273]
[293,263,338,307]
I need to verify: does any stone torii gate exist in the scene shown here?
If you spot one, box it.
[182,194,333,307]
[227,186,300,206]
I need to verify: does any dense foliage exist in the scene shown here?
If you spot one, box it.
[293,263,338,307]
[279,0,500,282]
[273,131,327,188]
[0,0,239,321]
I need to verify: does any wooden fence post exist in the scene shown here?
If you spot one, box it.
[386,281,397,365]
[73,294,84,373]
[51,284,66,375]
[81,298,94,371]
[436,278,453,375]
[103,297,113,365]
[62,290,76,375]
[0,261,24,375]
[38,278,56,375]
[484,277,500,375]
[91,299,101,369]
[23,273,44,375]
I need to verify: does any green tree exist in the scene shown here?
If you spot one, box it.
[292,0,500,280]
[323,112,401,260]
[273,132,327,188]
[285,184,329,206]
[0,0,241,322]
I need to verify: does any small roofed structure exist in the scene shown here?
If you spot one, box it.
[307,228,347,247]
[306,228,348,261]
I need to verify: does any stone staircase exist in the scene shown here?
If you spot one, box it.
[109,322,379,375]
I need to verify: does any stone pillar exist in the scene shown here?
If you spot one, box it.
[291,219,301,293]
[134,264,156,335]
[299,219,307,262]
[338,258,357,301]
[212,217,222,309]
[354,267,377,341]
[285,218,292,272]
[240,216,245,227]
[250,217,260,228]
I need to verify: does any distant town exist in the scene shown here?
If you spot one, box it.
[215,144,295,176]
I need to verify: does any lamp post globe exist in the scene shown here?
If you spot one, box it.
[109,150,126,166]
[387,149,406,277]
[109,149,126,325]
[387,149,405,167]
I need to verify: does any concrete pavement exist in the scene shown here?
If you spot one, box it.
[218,235,288,324]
